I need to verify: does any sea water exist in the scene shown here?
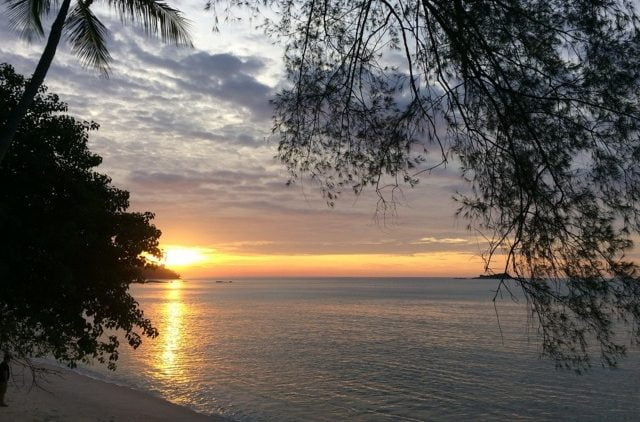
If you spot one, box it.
[80,278,640,421]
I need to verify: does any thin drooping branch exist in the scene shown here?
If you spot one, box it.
[212,0,640,370]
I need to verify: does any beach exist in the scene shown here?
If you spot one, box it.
[1,363,225,421]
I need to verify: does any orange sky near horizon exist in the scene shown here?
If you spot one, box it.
[154,245,505,278]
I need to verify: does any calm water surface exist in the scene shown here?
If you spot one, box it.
[80,278,640,421]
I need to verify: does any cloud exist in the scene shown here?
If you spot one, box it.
[0,14,483,262]
[120,37,273,119]
[414,237,469,244]
[127,168,275,192]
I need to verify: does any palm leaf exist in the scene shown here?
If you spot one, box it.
[65,2,112,75]
[107,0,192,47]
[5,0,56,41]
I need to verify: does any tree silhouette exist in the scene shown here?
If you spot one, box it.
[0,64,161,369]
[212,0,640,370]
[0,0,192,164]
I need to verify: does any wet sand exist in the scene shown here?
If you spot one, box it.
[1,364,227,421]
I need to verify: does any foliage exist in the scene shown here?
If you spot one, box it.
[6,0,192,75]
[0,0,192,165]
[212,0,640,370]
[0,64,161,369]
[141,265,181,280]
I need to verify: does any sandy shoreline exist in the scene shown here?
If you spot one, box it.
[2,363,227,421]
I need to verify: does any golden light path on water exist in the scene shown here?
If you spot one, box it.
[103,278,640,421]
[155,280,185,380]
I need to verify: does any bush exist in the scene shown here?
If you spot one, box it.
[0,63,161,369]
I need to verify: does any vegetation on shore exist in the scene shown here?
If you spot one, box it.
[0,64,162,369]
[140,266,181,281]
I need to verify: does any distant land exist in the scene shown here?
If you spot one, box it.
[472,273,512,280]
[139,266,181,282]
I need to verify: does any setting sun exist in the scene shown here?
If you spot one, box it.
[143,245,217,268]
[162,246,208,267]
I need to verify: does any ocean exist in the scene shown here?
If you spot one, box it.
[78,278,640,421]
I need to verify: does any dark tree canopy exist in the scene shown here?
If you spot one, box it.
[212,0,640,370]
[0,64,161,369]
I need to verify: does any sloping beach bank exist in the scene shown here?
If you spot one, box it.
[2,364,226,421]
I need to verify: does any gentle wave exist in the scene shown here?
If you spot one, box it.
[74,278,640,421]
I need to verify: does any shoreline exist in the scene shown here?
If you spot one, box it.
[3,362,228,421]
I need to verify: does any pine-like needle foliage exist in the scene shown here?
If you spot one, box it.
[212,0,640,371]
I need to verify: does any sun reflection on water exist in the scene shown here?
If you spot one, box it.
[156,280,185,378]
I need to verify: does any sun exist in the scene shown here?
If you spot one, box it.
[162,246,208,267]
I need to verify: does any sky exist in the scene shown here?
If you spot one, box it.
[0,1,498,277]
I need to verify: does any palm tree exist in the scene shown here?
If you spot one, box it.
[0,0,192,164]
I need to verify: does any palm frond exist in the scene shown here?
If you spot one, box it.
[65,2,112,75]
[5,0,56,41]
[107,0,192,47]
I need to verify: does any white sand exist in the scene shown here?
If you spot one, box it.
[1,364,227,421]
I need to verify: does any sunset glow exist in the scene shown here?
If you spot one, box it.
[155,249,502,278]
[162,246,210,267]
[144,246,214,268]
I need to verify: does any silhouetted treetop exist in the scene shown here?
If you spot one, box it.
[141,266,181,281]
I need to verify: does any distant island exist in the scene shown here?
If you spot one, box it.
[472,273,513,280]
[138,266,181,282]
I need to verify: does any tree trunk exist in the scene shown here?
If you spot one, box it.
[0,0,72,165]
